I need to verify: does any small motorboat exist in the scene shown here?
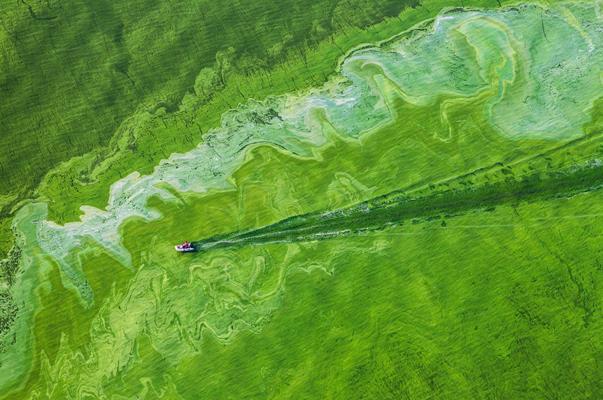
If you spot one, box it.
[175,241,195,252]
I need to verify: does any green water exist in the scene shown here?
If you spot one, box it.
[0,0,602,398]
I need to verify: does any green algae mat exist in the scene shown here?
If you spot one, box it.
[1,0,602,398]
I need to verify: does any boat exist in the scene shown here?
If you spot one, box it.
[175,241,195,252]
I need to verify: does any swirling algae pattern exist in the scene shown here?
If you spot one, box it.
[0,1,602,398]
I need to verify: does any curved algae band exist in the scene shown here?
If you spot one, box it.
[27,1,603,302]
[0,1,602,397]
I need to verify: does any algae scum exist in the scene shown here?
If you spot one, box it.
[1,1,603,398]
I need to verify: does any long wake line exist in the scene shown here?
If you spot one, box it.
[192,158,603,252]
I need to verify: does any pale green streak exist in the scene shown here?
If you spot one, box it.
[1,2,602,397]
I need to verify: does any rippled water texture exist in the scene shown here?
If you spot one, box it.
[1,2,602,398]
